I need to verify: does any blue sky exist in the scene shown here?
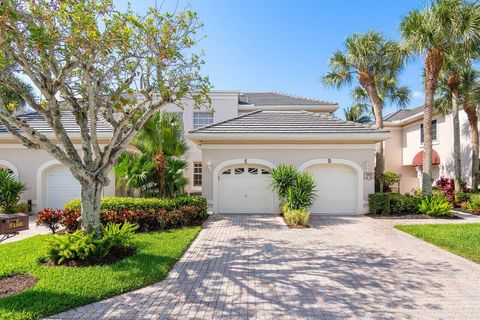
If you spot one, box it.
[118,0,427,117]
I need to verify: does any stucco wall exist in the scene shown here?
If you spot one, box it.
[0,147,115,213]
[200,146,376,212]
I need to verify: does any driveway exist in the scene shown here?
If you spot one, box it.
[49,215,480,319]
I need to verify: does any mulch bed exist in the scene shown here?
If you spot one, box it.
[365,213,463,220]
[0,274,38,298]
[43,246,136,267]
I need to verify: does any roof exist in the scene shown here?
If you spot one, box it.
[0,111,113,135]
[238,92,337,106]
[384,106,424,122]
[188,110,389,141]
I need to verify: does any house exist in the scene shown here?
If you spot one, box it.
[384,106,477,193]
[0,91,390,215]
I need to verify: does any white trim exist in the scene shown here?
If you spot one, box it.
[0,159,19,179]
[200,144,376,150]
[298,158,364,214]
[212,158,276,214]
[36,160,63,210]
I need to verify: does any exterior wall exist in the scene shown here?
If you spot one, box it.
[200,145,376,213]
[162,91,239,194]
[385,110,476,193]
[0,147,115,213]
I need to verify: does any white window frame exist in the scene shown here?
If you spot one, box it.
[193,112,214,129]
[193,162,202,186]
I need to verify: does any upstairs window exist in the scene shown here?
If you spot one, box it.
[193,112,214,129]
[420,120,437,143]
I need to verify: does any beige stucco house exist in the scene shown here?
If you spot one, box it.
[0,91,390,215]
[384,106,477,193]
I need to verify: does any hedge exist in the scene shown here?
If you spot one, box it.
[368,193,421,215]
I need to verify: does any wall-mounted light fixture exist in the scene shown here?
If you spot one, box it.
[207,160,213,172]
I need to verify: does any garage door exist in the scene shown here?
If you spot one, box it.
[305,164,358,214]
[46,166,81,209]
[218,165,274,214]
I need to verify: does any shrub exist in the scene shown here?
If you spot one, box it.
[270,164,298,200]
[368,193,391,214]
[11,201,29,213]
[383,172,401,192]
[285,172,317,210]
[455,191,473,204]
[36,208,62,233]
[389,193,421,213]
[418,195,454,217]
[0,168,27,214]
[435,177,455,203]
[60,209,82,232]
[467,194,480,214]
[283,208,310,226]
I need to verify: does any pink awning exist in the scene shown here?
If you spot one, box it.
[412,149,440,167]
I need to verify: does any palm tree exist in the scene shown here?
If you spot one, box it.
[400,0,480,196]
[114,112,189,197]
[343,104,372,124]
[323,31,408,191]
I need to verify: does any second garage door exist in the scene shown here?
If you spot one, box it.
[218,165,274,214]
[304,163,358,214]
[46,166,81,209]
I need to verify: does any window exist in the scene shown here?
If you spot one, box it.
[261,169,271,175]
[222,169,231,175]
[234,168,245,174]
[420,120,437,143]
[193,112,214,129]
[193,162,202,186]
[248,168,258,174]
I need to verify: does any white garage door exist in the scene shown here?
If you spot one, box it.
[218,165,274,214]
[46,166,81,209]
[305,164,358,214]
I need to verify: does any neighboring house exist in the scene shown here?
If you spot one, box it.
[384,106,477,193]
[0,91,390,215]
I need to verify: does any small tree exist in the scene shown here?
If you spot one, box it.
[0,168,27,214]
[0,1,209,234]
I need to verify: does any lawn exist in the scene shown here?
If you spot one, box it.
[395,223,480,263]
[0,227,201,320]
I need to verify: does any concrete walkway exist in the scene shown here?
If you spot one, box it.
[49,215,480,319]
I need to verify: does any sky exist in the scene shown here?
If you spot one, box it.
[116,0,428,117]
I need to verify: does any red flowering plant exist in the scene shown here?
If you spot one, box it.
[60,209,81,232]
[36,208,62,234]
[435,177,455,204]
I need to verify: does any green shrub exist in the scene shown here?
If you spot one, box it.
[389,193,421,213]
[270,164,298,200]
[467,194,480,214]
[418,195,453,217]
[0,168,27,214]
[455,191,473,204]
[11,201,29,213]
[368,193,391,214]
[284,208,310,226]
[285,172,317,210]
[383,171,401,192]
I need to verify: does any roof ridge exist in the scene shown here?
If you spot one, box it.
[189,110,262,133]
[270,91,337,105]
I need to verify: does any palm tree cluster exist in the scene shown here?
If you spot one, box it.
[324,0,480,195]
[114,112,189,198]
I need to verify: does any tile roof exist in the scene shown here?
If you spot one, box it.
[0,111,113,135]
[239,92,337,106]
[384,106,424,122]
[190,110,388,135]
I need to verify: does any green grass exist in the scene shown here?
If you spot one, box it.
[395,223,480,263]
[0,227,201,320]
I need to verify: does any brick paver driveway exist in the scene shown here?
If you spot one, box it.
[50,215,480,319]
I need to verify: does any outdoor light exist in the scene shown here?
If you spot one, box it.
[207,160,212,172]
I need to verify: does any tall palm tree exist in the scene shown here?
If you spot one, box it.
[323,31,408,191]
[343,104,372,124]
[114,112,189,197]
[400,0,480,195]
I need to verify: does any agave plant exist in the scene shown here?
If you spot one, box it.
[0,168,26,214]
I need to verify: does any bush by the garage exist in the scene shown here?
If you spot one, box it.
[368,193,421,215]
[368,193,391,214]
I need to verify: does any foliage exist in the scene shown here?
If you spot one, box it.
[368,193,391,214]
[455,191,473,204]
[270,164,298,200]
[418,195,454,217]
[383,171,401,192]
[343,104,371,123]
[60,209,82,232]
[395,223,480,263]
[283,208,310,226]
[0,227,201,320]
[285,172,317,210]
[10,201,28,214]
[369,193,421,214]
[0,168,27,214]
[114,112,190,198]
[467,194,480,214]
[36,209,62,234]
[435,176,456,203]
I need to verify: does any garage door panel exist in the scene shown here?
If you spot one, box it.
[46,166,81,209]
[306,164,357,214]
[218,166,274,214]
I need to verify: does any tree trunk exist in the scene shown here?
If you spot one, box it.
[359,71,384,192]
[422,48,444,196]
[155,152,166,196]
[80,179,103,236]
[465,103,479,191]
[448,74,462,191]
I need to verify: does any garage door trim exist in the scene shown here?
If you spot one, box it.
[298,158,364,214]
[213,158,277,214]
